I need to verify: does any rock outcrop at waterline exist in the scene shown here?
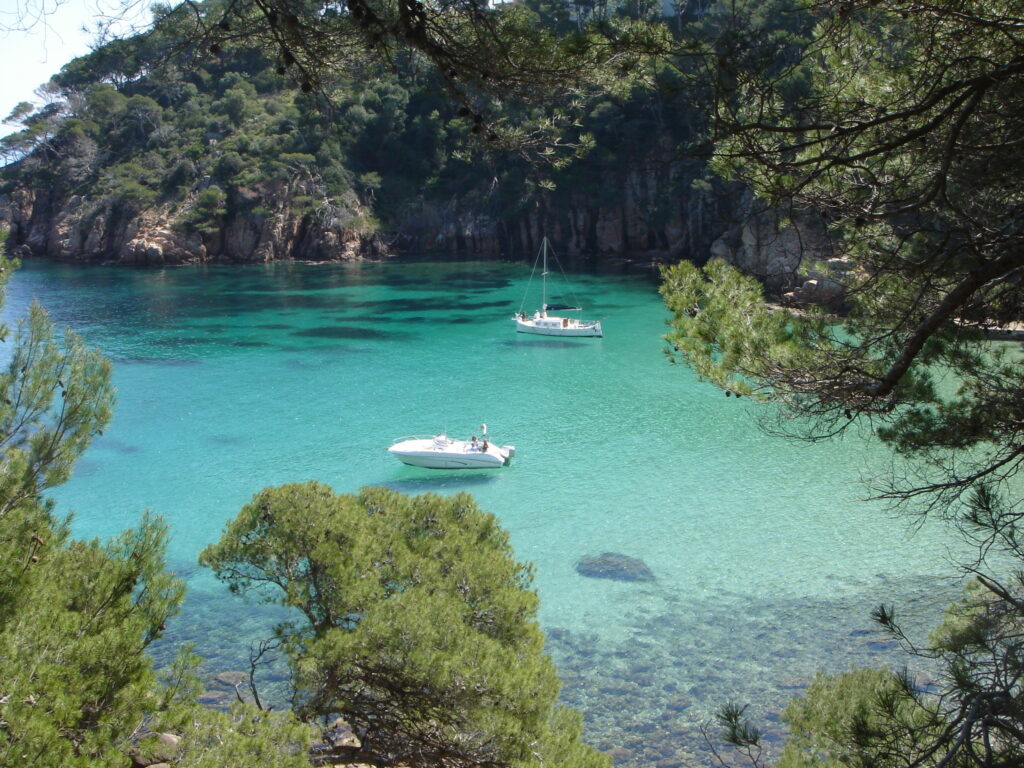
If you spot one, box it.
[2,159,736,267]
[3,170,820,282]
[3,181,387,266]
[0,15,837,297]
[391,162,738,267]
[3,150,837,314]
[706,193,835,294]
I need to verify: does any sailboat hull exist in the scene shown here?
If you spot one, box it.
[514,315,603,337]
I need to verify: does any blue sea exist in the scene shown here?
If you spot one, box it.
[2,259,965,765]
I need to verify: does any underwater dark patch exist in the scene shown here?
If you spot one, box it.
[349,297,450,313]
[445,315,500,324]
[447,300,512,310]
[328,313,405,323]
[72,458,101,476]
[94,437,142,455]
[151,336,213,347]
[183,324,229,334]
[112,356,202,367]
[291,326,402,340]
[172,293,354,320]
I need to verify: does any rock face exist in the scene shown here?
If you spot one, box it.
[3,182,386,265]
[212,670,249,688]
[2,151,744,266]
[576,552,655,582]
[707,194,833,294]
[3,161,836,286]
[392,164,739,266]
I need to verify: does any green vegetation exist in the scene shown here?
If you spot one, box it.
[0,0,737,261]
[660,2,1024,766]
[4,0,1023,766]
[1,20,494,246]
[0,255,316,765]
[201,482,607,768]
[0,250,599,765]
[2,0,593,241]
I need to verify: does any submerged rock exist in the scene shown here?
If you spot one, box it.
[212,670,249,689]
[575,552,655,582]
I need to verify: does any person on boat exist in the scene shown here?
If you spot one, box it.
[481,438,489,452]
[471,435,479,450]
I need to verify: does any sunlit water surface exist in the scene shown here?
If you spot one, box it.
[3,259,967,766]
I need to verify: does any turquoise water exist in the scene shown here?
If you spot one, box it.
[4,259,964,764]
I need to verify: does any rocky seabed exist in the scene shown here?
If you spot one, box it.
[158,571,956,768]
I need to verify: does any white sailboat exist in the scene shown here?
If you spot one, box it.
[513,238,603,338]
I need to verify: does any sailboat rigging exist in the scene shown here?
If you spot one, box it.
[512,238,603,338]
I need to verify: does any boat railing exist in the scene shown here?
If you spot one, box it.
[390,434,442,445]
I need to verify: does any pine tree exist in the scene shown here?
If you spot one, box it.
[0,255,312,766]
[660,3,1024,766]
[201,482,609,768]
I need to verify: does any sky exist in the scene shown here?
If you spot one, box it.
[0,0,154,136]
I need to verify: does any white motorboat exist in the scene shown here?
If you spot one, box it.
[388,428,515,470]
[513,238,603,338]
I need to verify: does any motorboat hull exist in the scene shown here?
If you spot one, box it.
[388,436,514,470]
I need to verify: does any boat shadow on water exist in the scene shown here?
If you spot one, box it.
[380,473,501,494]
[499,339,590,350]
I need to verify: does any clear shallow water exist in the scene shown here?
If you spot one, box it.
[4,259,965,764]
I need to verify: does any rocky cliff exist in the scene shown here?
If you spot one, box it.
[391,161,737,268]
[2,158,832,301]
[2,178,386,266]
[706,194,837,300]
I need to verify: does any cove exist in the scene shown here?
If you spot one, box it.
[3,259,965,765]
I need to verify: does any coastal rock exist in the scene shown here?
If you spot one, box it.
[5,182,385,265]
[605,747,634,763]
[129,732,180,767]
[712,196,833,294]
[308,717,362,759]
[664,696,691,712]
[783,276,844,309]
[5,135,749,266]
[6,143,841,278]
[575,552,655,582]
[327,717,361,748]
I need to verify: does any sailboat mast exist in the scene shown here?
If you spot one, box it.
[541,237,548,311]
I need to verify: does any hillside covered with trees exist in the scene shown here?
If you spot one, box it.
[0,0,750,266]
